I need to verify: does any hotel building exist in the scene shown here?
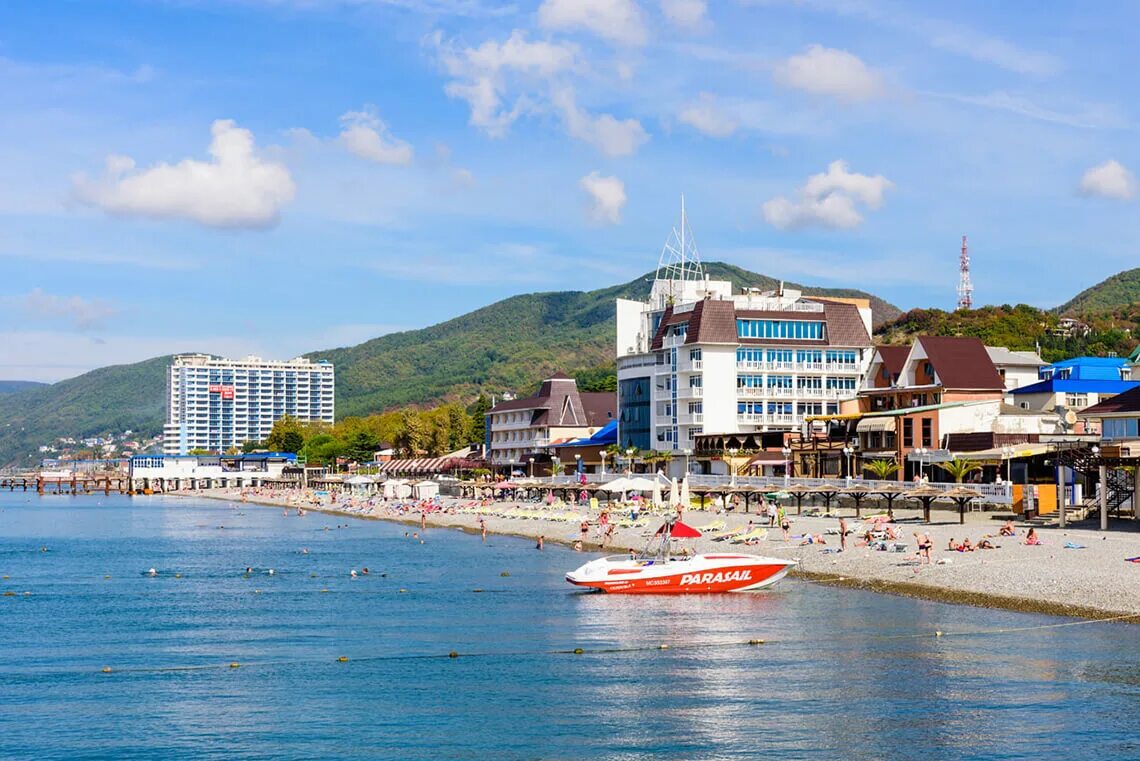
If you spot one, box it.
[615,219,874,454]
[163,354,335,455]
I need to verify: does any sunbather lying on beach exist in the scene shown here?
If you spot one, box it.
[798,533,826,545]
[1024,528,1042,545]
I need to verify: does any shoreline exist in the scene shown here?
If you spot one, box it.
[174,488,1140,622]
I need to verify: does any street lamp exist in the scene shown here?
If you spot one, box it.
[574,453,581,474]
[727,447,738,487]
[781,446,792,484]
[1001,445,1014,484]
[626,448,634,474]
[914,447,928,482]
[551,457,560,482]
[843,445,854,481]
[683,448,692,476]
[599,450,607,475]
[528,457,534,479]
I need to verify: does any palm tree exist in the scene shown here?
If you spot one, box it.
[936,457,982,483]
[863,458,901,481]
[656,450,673,474]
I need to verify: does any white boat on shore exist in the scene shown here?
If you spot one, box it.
[565,519,795,594]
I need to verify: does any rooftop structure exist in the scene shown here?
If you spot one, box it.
[957,235,973,310]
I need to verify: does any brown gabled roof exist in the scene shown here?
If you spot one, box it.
[687,299,736,344]
[820,302,871,346]
[1079,386,1140,417]
[488,396,542,413]
[580,392,617,426]
[876,345,910,375]
[918,336,1004,390]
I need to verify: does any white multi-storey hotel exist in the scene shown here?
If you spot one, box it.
[163,354,335,455]
[615,205,874,453]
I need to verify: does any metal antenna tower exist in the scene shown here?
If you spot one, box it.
[654,195,705,305]
[957,234,973,310]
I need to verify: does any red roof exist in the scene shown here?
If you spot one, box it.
[1079,386,1140,416]
[918,336,1004,390]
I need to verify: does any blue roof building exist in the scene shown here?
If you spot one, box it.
[1038,357,1133,383]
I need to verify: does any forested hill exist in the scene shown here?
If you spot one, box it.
[306,262,900,418]
[0,381,47,395]
[1057,268,1140,315]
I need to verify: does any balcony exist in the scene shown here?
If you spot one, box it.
[676,386,703,399]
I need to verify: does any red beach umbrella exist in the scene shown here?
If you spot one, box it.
[656,520,702,539]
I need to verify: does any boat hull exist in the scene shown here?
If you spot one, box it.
[565,554,794,594]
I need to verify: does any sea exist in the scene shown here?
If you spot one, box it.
[1,494,1138,760]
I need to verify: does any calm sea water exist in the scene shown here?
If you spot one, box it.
[1,494,1138,760]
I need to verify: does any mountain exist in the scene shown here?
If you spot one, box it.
[0,264,897,466]
[0,381,47,395]
[0,357,171,468]
[308,262,900,418]
[1056,268,1140,315]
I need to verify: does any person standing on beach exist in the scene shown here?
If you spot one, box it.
[536,536,544,550]
[914,532,932,564]
[579,519,590,544]
[479,517,487,543]
[420,511,427,532]
[838,517,848,552]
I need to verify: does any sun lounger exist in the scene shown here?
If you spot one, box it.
[730,527,768,544]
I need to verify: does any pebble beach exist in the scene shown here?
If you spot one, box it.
[195,487,1140,620]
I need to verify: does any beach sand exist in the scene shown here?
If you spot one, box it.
[187,487,1140,620]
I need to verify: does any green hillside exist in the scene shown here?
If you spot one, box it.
[0,381,47,395]
[875,304,1138,362]
[0,356,172,468]
[308,262,900,418]
[0,263,896,465]
[1057,268,1140,315]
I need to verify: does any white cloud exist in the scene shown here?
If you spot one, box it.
[678,93,736,137]
[434,29,578,136]
[338,107,414,165]
[579,171,627,224]
[74,120,295,229]
[553,88,649,156]
[538,0,647,46]
[1078,160,1135,201]
[762,160,893,230]
[19,288,119,330]
[772,44,884,102]
[660,0,707,29]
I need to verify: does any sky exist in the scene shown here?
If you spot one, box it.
[2,0,1139,382]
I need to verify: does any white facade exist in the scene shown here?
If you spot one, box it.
[163,354,334,455]
[617,278,874,451]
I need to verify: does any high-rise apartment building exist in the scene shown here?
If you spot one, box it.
[163,354,334,455]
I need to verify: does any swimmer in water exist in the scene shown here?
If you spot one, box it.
[302,548,309,554]
[147,568,157,577]
[362,567,369,575]
[268,569,275,576]
[245,567,253,575]
[350,570,358,578]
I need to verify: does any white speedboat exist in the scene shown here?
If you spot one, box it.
[565,519,795,594]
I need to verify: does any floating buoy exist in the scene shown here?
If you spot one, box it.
[473,588,483,593]
[175,573,182,579]
[658,644,669,650]
[104,575,111,579]
[1,575,8,580]
[748,639,765,645]
[101,666,113,674]
[337,656,349,663]
[320,589,329,593]
[2,591,15,597]
[448,651,459,658]
[310,573,318,578]
[935,631,943,637]
[573,648,584,655]
[254,589,262,594]
[398,588,408,593]
[500,571,510,577]
[229,662,241,669]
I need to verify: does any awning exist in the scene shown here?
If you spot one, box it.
[856,417,896,433]
[956,443,1052,460]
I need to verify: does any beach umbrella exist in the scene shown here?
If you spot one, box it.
[652,480,662,509]
[655,520,702,538]
[670,478,680,509]
[681,477,691,509]
[940,486,984,525]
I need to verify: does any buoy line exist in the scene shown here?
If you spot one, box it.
[9,611,1134,679]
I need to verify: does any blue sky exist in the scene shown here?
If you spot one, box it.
[2,0,1138,382]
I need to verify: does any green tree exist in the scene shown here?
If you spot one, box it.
[863,458,901,480]
[240,440,261,454]
[468,394,491,444]
[393,409,426,457]
[343,431,382,464]
[266,415,306,454]
[936,457,983,483]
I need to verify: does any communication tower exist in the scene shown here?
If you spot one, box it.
[957,235,973,310]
